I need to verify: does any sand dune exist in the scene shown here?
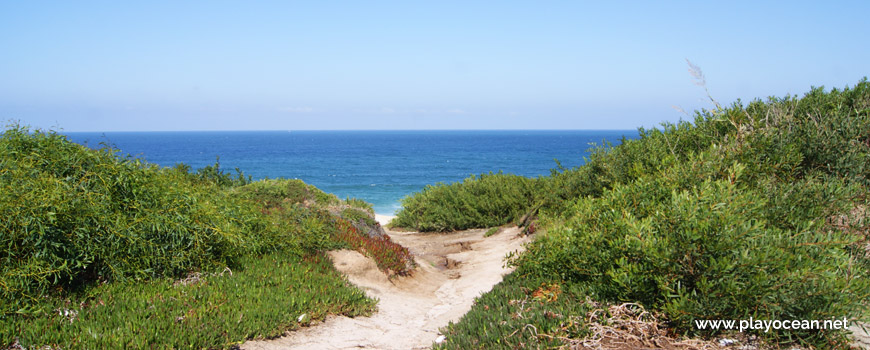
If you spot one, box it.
[243,225,529,350]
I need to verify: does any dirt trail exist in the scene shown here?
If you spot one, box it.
[243,218,530,350]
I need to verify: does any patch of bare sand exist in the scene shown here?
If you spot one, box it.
[374,214,396,226]
[242,226,529,350]
[853,323,870,349]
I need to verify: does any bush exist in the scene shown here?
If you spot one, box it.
[341,207,378,226]
[391,172,537,232]
[0,124,413,348]
[426,79,870,348]
[234,178,339,208]
[517,170,869,345]
[0,126,263,315]
[0,125,414,313]
[190,156,252,188]
[344,197,374,214]
[233,178,414,276]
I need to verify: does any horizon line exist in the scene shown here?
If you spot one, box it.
[60,128,641,133]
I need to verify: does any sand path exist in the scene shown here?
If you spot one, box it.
[242,216,530,350]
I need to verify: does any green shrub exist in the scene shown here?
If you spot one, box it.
[391,172,537,232]
[231,178,414,276]
[427,79,870,348]
[341,208,377,226]
[234,178,339,208]
[0,124,418,348]
[0,126,264,315]
[189,156,252,188]
[516,171,869,345]
[344,197,374,214]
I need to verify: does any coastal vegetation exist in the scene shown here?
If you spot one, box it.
[390,172,537,232]
[0,125,412,348]
[2,78,868,349]
[394,80,870,348]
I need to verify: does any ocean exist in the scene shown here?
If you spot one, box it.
[64,130,637,215]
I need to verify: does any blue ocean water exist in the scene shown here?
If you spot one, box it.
[64,130,637,215]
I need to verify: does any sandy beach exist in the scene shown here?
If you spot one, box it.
[374,214,396,226]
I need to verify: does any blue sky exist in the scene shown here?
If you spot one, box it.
[1,1,867,131]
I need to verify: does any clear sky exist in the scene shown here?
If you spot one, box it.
[1,1,867,131]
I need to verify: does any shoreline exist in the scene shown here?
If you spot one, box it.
[374,214,396,226]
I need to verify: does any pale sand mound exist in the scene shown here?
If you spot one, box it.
[374,214,396,226]
[243,226,530,350]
